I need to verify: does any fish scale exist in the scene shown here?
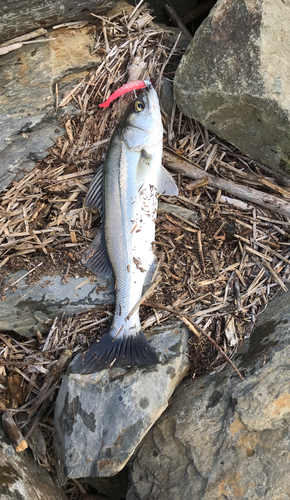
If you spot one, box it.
[70,84,178,374]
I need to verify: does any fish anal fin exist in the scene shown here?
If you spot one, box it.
[69,330,159,374]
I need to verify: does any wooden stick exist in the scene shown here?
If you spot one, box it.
[2,412,28,452]
[210,250,220,275]
[245,245,272,262]
[52,21,88,29]
[187,176,208,190]
[163,150,290,218]
[156,31,181,92]
[72,316,110,334]
[127,0,146,22]
[197,230,205,272]
[126,276,162,320]
[0,28,47,47]
[226,151,290,188]
[261,259,288,292]
[102,20,110,53]
[164,2,192,40]
[233,277,241,311]
[2,262,43,292]
[259,177,290,199]
[0,38,55,55]
[127,0,148,28]
[0,42,22,55]
[145,302,244,380]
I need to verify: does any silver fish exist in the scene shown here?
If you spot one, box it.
[71,83,178,373]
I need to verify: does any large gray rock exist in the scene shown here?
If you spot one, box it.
[174,0,290,174]
[54,323,189,478]
[0,26,101,192]
[0,423,68,500]
[127,288,290,499]
[0,270,114,337]
[0,0,119,45]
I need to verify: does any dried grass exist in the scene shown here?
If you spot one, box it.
[1,2,290,497]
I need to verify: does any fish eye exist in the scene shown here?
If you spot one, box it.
[134,100,144,112]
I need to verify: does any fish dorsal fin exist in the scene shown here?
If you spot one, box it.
[82,166,112,277]
[156,165,179,196]
[85,165,103,213]
[81,228,113,278]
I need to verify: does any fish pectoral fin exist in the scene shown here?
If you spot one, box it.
[81,228,113,278]
[156,165,179,196]
[85,164,103,214]
[69,330,159,373]
[134,149,153,187]
[141,148,152,160]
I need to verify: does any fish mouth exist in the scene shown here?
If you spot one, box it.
[141,84,159,111]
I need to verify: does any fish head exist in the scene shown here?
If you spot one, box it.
[121,84,163,151]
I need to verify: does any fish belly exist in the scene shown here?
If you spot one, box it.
[105,142,158,339]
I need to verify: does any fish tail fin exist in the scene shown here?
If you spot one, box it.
[70,330,159,374]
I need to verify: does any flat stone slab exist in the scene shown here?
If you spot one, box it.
[0,270,114,337]
[0,26,101,192]
[0,0,119,45]
[54,323,189,478]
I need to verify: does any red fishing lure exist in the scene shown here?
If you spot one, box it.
[99,80,151,108]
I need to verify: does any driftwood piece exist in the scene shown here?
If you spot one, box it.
[127,0,149,28]
[52,21,89,30]
[2,411,28,452]
[226,152,290,188]
[0,43,22,55]
[0,28,47,48]
[0,38,54,56]
[163,150,290,218]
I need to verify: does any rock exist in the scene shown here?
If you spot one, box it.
[127,288,290,499]
[0,0,119,45]
[0,423,67,499]
[160,78,174,118]
[158,202,199,223]
[54,323,189,478]
[174,0,290,174]
[0,270,114,337]
[0,26,101,192]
